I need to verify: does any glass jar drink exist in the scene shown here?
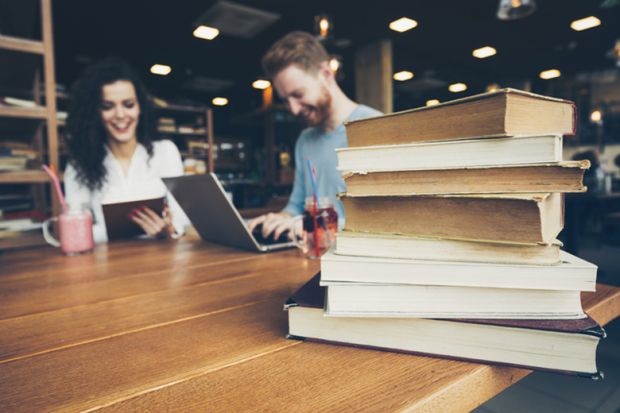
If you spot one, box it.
[294,197,338,259]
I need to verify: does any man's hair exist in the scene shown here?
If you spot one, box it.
[261,31,329,79]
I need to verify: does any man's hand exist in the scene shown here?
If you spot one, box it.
[247,211,294,240]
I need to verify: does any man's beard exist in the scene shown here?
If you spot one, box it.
[299,87,332,128]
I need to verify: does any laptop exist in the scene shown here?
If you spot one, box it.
[163,173,296,252]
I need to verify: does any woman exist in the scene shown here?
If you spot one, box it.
[64,57,189,242]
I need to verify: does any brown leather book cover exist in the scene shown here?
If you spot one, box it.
[285,273,605,378]
[344,88,576,147]
[102,197,165,240]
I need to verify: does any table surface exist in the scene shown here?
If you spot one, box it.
[1,237,619,413]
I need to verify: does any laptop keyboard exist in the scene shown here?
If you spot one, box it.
[252,225,291,245]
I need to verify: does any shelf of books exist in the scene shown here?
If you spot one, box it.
[152,98,214,174]
[0,170,49,184]
[0,105,48,119]
[0,0,59,250]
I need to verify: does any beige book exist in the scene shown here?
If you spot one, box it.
[343,161,588,196]
[345,88,575,147]
[335,231,562,265]
[342,192,563,244]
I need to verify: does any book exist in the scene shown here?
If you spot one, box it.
[324,280,585,319]
[336,135,562,172]
[0,218,42,232]
[0,96,37,108]
[0,156,30,171]
[321,249,597,291]
[344,88,576,147]
[101,197,165,240]
[335,231,562,265]
[286,274,604,378]
[0,147,38,159]
[342,161,588,196]
[342,192,563,244]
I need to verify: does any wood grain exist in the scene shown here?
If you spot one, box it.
[0,253,317,361]
[78,282,620,413]
[0,238,618,413]
[0,243,303,319]
[0,300,299,413]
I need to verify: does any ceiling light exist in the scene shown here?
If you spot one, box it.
[389,17,418,33]
[539,69,561,80]
[609,39,620,67]
[212,97,228,106]
[314,14,333,38]
[472,46,497,59]
[150,64,172,76]
[449,83,467,93]
[590,109,602,123]
[393,70,414,81]
[426,99,440,106]
[486,83,501,92]
[329,57,341,73]
[570,16,601,32]
[193,25,220,40]
[252,79,271,90]
[497,0,537,20]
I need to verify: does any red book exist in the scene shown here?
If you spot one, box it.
[285,273,605,378]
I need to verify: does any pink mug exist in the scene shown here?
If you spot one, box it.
[42,204,94,255]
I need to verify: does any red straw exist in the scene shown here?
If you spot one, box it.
[42,164,68,213]
[306,159,321,258]
[312,198,319,258]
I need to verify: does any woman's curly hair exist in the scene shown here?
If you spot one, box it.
[65,57,155,191]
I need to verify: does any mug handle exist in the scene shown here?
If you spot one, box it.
[42,217,61,247]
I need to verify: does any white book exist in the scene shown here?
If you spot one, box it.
[286,275,603,377]
[288,306,601,377]
[336,135,562,172]
[321,249,597,291]
[335,231,562,265]
[324,283,585,319]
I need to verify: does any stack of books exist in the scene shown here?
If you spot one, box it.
[0,143,38,172]
[286,89,605,378]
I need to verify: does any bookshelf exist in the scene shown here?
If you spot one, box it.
[152,100,214,173]
[0,0,58,249]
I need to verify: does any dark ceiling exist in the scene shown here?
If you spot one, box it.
[41,0,620,115]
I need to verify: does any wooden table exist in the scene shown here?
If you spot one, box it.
[1,237,619,412]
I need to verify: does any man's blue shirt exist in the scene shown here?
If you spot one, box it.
[283,104,382,227]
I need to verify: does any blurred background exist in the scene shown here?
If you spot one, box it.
[1,1,620,411]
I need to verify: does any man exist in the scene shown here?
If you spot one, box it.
[248,31,382,239]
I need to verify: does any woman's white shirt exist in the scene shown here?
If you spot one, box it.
[64,139,190,243]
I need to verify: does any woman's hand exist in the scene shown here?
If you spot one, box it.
[129,205,178,239]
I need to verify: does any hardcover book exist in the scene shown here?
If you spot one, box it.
[286,274,604,378]
[323,280,585,319]
[344,88,576,147]
[335,231,562,265]
[321,248,597,291]
[341,161,588,196]
[102,197,165,240]
[342,192,563,244]
[336,135,563,172]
